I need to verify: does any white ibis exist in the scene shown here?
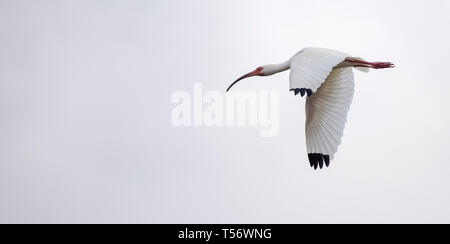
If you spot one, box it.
[226,47,394,170]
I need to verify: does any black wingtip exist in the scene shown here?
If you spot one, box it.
[308,153,330,170]
[324,155,330,167]
[300,89,306,97]
[308,154,314,168]
[318,156,324,169]
[291,88,312,97]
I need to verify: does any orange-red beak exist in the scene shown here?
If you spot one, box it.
[226,68,262,92]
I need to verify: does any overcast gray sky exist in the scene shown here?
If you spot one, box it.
[1,0,450,223]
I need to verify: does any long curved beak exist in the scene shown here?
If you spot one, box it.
[226,69,261,92]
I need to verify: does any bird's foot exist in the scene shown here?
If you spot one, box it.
[346,58,395,69]
[371,62,395,69]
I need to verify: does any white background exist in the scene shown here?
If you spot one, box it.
[1,0,450,223]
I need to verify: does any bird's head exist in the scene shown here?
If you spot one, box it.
[226,66,268,92]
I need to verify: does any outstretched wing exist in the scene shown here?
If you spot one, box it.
[305,67,355,169]
[290,47,349,93]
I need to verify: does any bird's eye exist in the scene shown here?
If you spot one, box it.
[257,67,263,71]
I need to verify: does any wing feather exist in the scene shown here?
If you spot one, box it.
[290,47,349,92]
[305,67,355,163]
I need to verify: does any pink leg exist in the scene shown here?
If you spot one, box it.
[346,58,395,69]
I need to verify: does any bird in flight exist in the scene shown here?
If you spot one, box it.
[226,47,394,170]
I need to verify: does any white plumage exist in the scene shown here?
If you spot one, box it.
[289,48,348,93]
[305,67,354,161]
[227,47,394,169]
